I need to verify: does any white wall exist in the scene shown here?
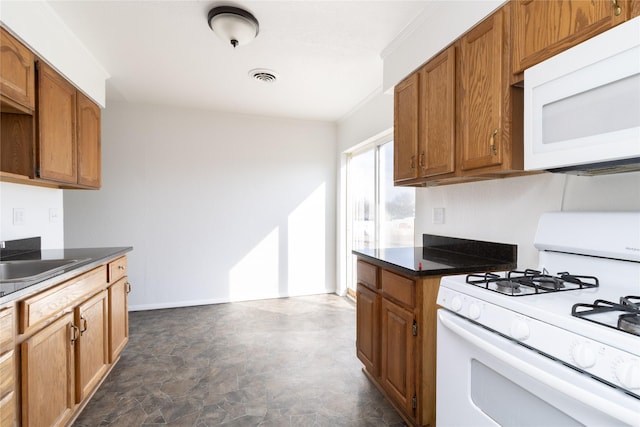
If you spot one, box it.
[381,0,504,92]
[415,172,640,269]
[64,102,337,310]
[0,182,64,249]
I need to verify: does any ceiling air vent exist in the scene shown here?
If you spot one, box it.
[249,68,278,83]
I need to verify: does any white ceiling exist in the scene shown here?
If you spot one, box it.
[47,1,431,122]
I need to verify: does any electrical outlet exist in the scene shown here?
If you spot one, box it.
[433,207,445,224]
[13,208,25,225]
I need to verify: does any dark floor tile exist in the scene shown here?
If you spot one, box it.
[73,295,405,427]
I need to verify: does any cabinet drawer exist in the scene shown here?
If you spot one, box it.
[0,307,14,353]
[357,260,378,290]
[108,256,127,283]
[0,391,15,427]
[0,350,14,398]
[381,270,415,308]
[19,265,107,334]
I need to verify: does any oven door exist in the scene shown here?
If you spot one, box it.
[436,309,640,427]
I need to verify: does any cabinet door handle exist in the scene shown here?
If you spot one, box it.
[410,155,416,169]
[489,129,498,155]
[419,151,425,169]
[80,316,88,335]
[70,324,80,345]
[612,0,622,16]
[118,265,125,271]
[126,282,132,293]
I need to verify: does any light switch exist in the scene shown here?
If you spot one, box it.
[433,207,445,224]
[49,208,60,223]
[13,208,25,225]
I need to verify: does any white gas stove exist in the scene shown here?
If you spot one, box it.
[436,212,640,426]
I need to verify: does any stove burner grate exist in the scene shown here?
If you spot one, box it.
[572,296,640,337]
[466,269,599,296]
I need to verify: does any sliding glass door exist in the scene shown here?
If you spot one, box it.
[346,138,415,292]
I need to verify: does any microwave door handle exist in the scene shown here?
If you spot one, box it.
[438,311,639,426]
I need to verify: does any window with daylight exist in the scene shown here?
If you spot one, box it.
[346,138,415,291]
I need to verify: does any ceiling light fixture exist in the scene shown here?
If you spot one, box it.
[207,6,259,48]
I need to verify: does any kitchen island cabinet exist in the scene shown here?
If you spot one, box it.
[353,235,516,427]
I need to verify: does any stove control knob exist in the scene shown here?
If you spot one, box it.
[615,361,640,390]
[451,296,463,312]
[509,319,530,341]
[571,343,596,369]
[468,303,481,320]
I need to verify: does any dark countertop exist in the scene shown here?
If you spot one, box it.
[353,235,517,277]
[0,246,132,304]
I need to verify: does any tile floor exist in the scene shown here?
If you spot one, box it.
[73,294,406,426]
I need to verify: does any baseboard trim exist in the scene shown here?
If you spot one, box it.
[128,289,336,311]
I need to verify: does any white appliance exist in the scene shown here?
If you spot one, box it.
[436,212,640,426]
[524,17,640,175]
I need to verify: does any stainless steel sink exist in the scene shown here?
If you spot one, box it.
[0,259,86,283]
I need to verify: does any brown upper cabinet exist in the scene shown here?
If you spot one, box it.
[0,28,35,114]
[393,46,457,184]
[393,73,419,183]
[418,46,456,179]
[458,4,523,177]
[37,62,78,184]
[76,92,101,188]
[394,3,524,187]
[0,27,102,189]
[37,62,101,188]
[512,0,640,79]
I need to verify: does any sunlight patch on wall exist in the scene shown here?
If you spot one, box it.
[288,183,326,295]
[229,227,279,301]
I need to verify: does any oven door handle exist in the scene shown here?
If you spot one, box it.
[438,311,640,426]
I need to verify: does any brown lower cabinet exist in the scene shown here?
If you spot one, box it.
[21,313,75,427]
[2,255,130,427]
[355,259,439,427]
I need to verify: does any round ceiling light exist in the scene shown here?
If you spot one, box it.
[207,6,259,48]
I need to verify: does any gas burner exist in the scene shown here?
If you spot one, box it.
[619,314,640,335]
[495,280,521,294]
[466,269,599,296]
[572,296,640,337]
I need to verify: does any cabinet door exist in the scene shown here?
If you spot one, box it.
[419,45,456,178]
[108,277,129,362]
[459,10,504,172]
[21,312,75,427]
[76,92,101,188]
[512,0,630,75]
[380,297,416,420]
[37,62,77,184]
[356,284,380,376]
[0,28,35,112]
[394,73,419,183]
[75,290,108,403]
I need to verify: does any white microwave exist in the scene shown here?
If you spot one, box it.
[524,16,640,175]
